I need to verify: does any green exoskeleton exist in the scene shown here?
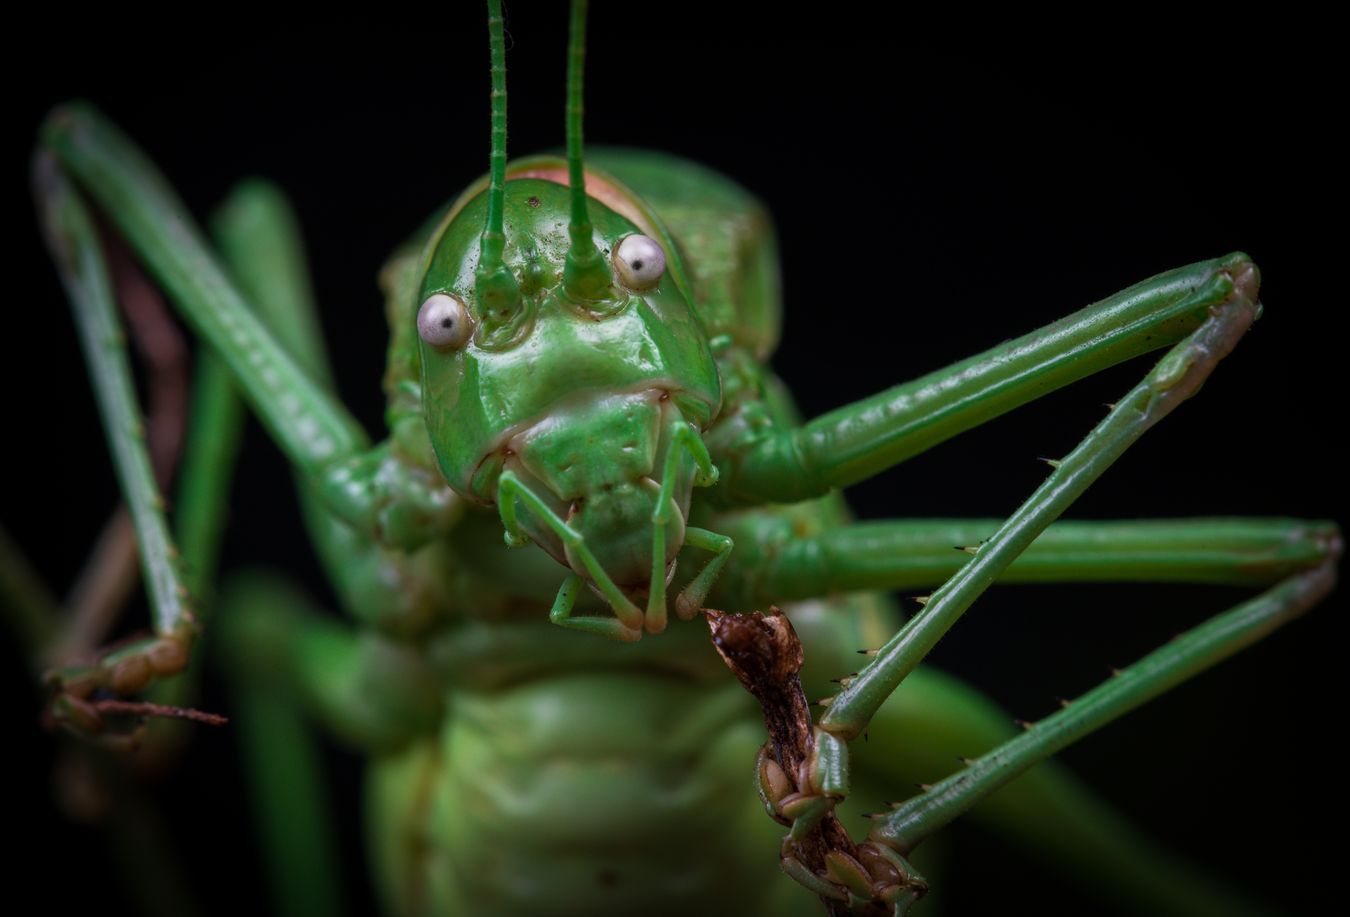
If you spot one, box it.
[13,4,1340,916]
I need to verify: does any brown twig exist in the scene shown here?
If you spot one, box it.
[707,608,868,916]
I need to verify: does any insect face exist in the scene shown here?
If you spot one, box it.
[416,175,721,610]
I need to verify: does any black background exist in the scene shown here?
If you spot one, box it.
[7,10,1344,916]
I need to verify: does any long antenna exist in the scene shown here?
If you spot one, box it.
[561,0,611,301]
[476,0,521,320]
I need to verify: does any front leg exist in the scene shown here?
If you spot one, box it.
[210,178,460,637]
[40,103,454,550]
[41,103,366,486]
[709,253,1256,506]
[716,515,1339,606]
[32,150,194,737]
[33,106,459,730]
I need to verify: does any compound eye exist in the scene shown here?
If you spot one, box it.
[417,293,473,350]
[612,234,666,291]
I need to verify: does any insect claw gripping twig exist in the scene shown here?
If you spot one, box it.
[706,608,927,915]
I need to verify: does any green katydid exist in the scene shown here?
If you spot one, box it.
[7,8,1339,917]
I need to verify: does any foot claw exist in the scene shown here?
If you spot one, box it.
[41,630,194,743]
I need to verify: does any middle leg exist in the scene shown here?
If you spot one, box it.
[716,515,1339,606]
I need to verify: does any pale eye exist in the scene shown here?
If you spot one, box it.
[612,234,665,291]
[417,293,472,349]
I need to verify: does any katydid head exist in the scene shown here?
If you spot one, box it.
[415,176,720,590]
[408,0,730,640]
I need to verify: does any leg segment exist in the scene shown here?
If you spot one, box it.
[851,666,1276,917]
[211,179,453,637]
[39,105,366,478]
[648,421,720,632]
[499,470,644,641]
[173,348,245,600]
[718,515,1339,605]
[864,559,1335,913]
[39,104,456,551]
[32,150,194,733]
[677,526,735,620]
[712,253,1254,505]
[136,179,327,736]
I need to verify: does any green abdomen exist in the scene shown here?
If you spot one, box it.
[366,670,792,916]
